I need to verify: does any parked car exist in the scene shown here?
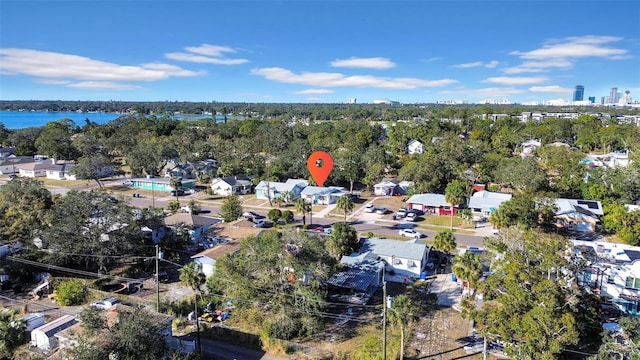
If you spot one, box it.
[405,212,417,222]
[170,189,185,196]
[399,229,423,238]
[375,207,387,214]
[242,211,264,220]
[396,208,407,218]
[364,204,376,213]
[253,219,269,228]
[91,297,121,310]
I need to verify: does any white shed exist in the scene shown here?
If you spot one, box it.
[21,313,45,332]
[30,315,76,352]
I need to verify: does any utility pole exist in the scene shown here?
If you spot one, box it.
[155,244,160,312]
[383,268,387,360]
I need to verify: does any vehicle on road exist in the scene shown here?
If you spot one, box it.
[396,208,407,218]
[91,297,120,310]
[170,189,185,196]
[242,211,264,220]
[253,219,270,228]
[364,203,375,213]
[375,207,387,214]
[406,212,417,222]
[399,229,423,238]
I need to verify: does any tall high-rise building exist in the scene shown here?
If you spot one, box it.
[610,87,619,104]
[573,85,584,101]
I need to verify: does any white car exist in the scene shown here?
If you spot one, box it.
[399,229,423,238]
[375,207,387,214]
[90,297,120,310]
[396,209,407,218]
[405,212,417,222]
[364,204,375,213]
[242,211,264,220]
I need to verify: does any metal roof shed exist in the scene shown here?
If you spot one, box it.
[30,315,76,352]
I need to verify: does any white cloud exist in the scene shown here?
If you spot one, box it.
[250,67,457,89]
[511,35,628,59]
[184,44,237,57]
[453,60,500,69]
[440,87,525,97]
[483,76,547,85]
[306,97,323,102]
[485,60,499,68]
[67,81,141,90]
[330,57,396,69]
[453,61,483,69]
[421,57,441,63]
[165,43,249,65]
[504,36,629,74]
[528,85,573,94]
[35,79,72,85]
[0,48,202,82]
[165,52,249,65]
[502,59,573,74]
[295,89,334,95]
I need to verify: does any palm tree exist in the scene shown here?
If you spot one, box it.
[0,309,26,357]
[280,190,293,206]
[335,195,354,223]
[445,179,467,230]
[295,198,311,226]
[433,229,457,257]
[180,262,206,355]
[452,251,483,293]
[170,177,182,203]
[387,294,417,360]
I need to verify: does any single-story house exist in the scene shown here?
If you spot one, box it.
[406,193,456,216]
[30,315,77,352]
[373,178,414,196]
[161,213,223,243]
[360,237,427,280]
[407,139,425,155]
[45,161,77,180]
[0,147,16,158]
[521,139,541,157]
[300,186,344,205]
[0,156,34,174]
[468,190,513,218]
[130,177,196,193]
[255,178,308,200]
[555,198,604,232]
[210,175,252,196]
[573,239,640,316]
[15,161,54,178]
[327,251,384,305]
[191,241,241,277]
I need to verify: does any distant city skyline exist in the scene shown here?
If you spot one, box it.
[0,1,639,104]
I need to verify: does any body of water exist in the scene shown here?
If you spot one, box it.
[0,111,231,129]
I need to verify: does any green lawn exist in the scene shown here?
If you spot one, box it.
[421,215,475,229]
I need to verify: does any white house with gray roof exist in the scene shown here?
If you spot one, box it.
[360,238,427,279]
[468,190,513,218]
[300,186,344,205]
[573,240,640,316]
[255,178,308,200]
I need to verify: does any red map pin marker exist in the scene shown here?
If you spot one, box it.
[307,151,333,187]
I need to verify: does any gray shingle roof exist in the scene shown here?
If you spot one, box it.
[361,238,426,261]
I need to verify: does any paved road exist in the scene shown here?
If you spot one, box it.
[28,178,489,248]
[200,338,294,360]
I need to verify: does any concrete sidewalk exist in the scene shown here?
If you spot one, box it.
[430,273,464,311]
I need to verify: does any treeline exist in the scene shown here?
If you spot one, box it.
[2,100,639,120]
[1,108,640,243]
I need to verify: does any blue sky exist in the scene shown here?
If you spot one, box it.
[1,1,639,104]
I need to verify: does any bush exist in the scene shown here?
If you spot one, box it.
[282,210,294,224]
[55,279,87,306]
[268,209,282,222]
[167,200,180,213]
